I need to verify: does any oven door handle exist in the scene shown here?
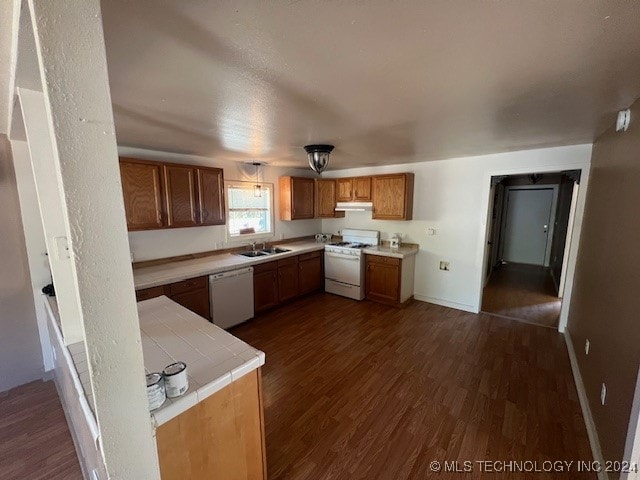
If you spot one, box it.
[325,252,360,260]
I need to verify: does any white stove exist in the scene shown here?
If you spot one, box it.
[324,229,379,300]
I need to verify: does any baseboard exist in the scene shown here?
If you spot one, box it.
[413,294,477,313]
[564,329,607,480]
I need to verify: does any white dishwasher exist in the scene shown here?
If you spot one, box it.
[209,267,254,329]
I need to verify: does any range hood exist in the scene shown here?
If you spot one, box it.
[335,202,373,212]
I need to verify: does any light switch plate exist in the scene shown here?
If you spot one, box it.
[585,339,590,355]
[601,383,607,405]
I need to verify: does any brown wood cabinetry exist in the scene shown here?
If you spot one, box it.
[196,167,225,225]
[120,158,224,231]
[279,176,315,220]
[164,165,198,227]
[298,251,323,295]
[135,276,210,320]
[253,250,324,313]
[156,368,266,480]
[365,255,402,305]
[253,262,279,313]
[120,159,166,230]
[315,179,344,218]
[277,257,299,302]
[336,176,372,202]
[371,173,414,220]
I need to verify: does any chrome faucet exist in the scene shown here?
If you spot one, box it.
[249,241,257,251]
[261,241,267,250]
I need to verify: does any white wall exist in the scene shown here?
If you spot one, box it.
[10,139,53,371]
[322,144,592,314]
[120,146,322,262]
[0,134,43,392]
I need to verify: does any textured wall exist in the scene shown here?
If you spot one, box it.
[567,99,640,462]
[0,134,43,392]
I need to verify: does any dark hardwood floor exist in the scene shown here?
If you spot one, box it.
[232,293,593,480]
[482,263,561,328]
[0,380,83,480]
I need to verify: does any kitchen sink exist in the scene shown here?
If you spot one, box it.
[236,250,269,258]
[261,247,291,254]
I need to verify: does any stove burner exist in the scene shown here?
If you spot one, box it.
[327,242,371,249]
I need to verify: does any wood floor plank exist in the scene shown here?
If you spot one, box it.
[232,292,594,479]
[0,380,83,480]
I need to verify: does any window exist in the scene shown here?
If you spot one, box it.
[225,181,274,240]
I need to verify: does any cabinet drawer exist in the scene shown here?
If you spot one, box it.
[168,276,208,295]
[253,261,277,274]
[136,285,167,302]
[298,250,321,261]
[366,255,401,266]
[277,256,299,268]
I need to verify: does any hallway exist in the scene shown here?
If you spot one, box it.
[0,381,83,480]
[482,263,561,328]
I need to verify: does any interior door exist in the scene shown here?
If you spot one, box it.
[502,188,554,265]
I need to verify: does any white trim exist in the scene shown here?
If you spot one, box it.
[559,183,580,298]
[225,180,275,243]
[564,329,607,480]
[622,367,640,480]
[474,159,591,333]
[413,294,477,313]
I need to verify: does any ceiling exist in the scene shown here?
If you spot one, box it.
[7,1,640,169]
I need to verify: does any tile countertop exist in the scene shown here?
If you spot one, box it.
[133,240,327,290]
[139,296,265,426]
[363,244,419,259]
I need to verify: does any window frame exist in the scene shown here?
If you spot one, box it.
[224,180,275,243]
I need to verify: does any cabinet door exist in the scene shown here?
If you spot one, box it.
[353,177,372,201]
[170,289,211,320]
[366,257,401,304]
[196,167,225,226]
[135,285,168,302]
[372,174,414,220]
[253,270,279,313]
[291,178,315,219]
[278,258,299,302]
[120,159,166,230]
[298,254,323,295]
[316,179,342,218]
[336,178,353,202]
[164,165,198,227]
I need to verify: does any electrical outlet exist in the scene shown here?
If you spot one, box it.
[427,228,437,236]
[439,261,450,271]
[601,383,607,405]
[585,339,590,355]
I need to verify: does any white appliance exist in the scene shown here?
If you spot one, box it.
[209,267,254,329]
[325,229,380,300]
[335,201,373,212]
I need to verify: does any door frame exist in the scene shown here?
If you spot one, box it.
[476,164,590,333]
[498,184,559,267]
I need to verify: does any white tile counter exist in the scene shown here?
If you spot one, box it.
[363,244,419,259]
[139,296,265,426]
[133,240,326,290]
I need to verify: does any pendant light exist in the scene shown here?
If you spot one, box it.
[304,144,334,174]
[252,162,262,197]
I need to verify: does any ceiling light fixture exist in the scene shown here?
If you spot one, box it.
[304,144,334,174]
[252,162,262,197]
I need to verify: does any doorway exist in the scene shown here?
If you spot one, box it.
[482,172,579,328]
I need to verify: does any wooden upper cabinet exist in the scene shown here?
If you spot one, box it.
[120,159,166,230]
[120,158,226,231]
[371,173,415,220]
[196,167,225,226]
[336,176,372,202]
[164,165,198,227]
[316,179,344,218]
[279,176,315,220]
[353,177,372,201]
[336,178,353,202]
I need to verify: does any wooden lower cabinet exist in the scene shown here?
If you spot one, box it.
[136,276,211,320]
[277,257,299,302]
[365,255,402,305]
[253,251,324,313]
[298,251,323,295]
[156,369,266,480]
[253,263,279,313]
